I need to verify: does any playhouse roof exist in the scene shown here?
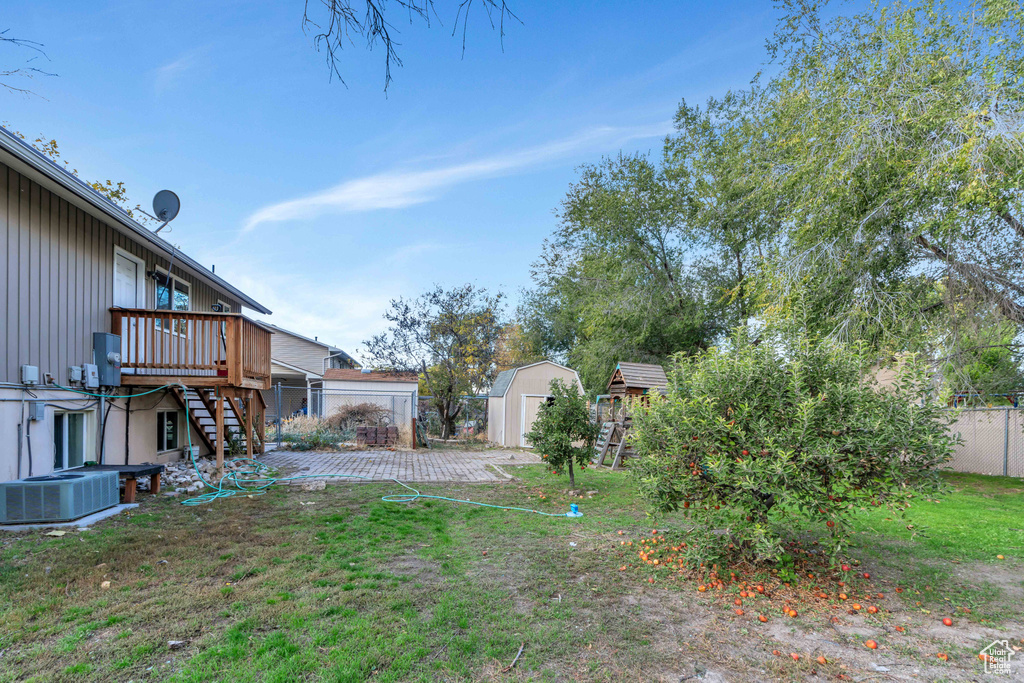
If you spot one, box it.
[607,362,668,392]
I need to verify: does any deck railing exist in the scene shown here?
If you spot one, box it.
[110,308,272,389]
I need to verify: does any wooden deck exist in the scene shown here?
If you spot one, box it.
[110,308,271,469]
[110,308,271,390]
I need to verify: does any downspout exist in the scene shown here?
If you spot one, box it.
[25,412,33,477]
[125,394,132,465]
[16,391,25,479]
[98,391,106,465]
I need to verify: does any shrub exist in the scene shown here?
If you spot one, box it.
[629,333,955,568]
[525,378,598,488]
[277,416,349,451]
[325,403,391,431]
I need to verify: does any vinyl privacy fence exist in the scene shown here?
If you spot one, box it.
[945,408,1024,478]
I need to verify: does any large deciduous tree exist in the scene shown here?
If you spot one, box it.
[756,0,1024,384]
[301,0,518,90]
[0,29,54,96]
[363,284,503,438]
[525,0,1024,398]
[521,149,737,394]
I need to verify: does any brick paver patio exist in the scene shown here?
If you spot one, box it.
[260,449,544,483]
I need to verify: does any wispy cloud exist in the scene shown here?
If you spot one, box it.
[241,121,672,233]
[154,48,204,94]
[207,249,414,359]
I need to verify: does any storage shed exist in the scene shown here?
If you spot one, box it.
[487,361,582,447]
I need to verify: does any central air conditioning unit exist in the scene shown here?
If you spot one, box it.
[0,471,119,524]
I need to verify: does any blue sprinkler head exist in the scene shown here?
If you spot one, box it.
[566,503,583,518]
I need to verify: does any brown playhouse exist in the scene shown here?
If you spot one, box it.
[592,362,668,469]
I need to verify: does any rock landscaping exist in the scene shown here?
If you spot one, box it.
[135,457,275,494]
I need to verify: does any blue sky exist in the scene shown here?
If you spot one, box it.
[3,1,779,359]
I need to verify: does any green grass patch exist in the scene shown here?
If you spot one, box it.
[0,465,1021,681]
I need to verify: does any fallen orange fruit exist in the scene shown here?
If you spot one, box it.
[864,640,878,650]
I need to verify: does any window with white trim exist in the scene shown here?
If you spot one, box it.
[155,269,190,333]
[157,411,180,452]
[54,411,89,470]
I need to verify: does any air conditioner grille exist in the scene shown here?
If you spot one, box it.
[0,471,118,523]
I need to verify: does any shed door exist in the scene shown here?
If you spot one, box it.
[520,395,550,447]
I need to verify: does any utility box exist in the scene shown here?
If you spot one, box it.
[83,364,100,390]
[92,333,122,387]
[20,365,39,386]
[28,400,46,421]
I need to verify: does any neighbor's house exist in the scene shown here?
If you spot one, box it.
[0,127,274,484]
[265,324,357,418]
[320,369,419,440]
[487,361,582,447]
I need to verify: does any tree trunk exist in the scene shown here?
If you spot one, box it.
[441,416,457,439]
[568,460,575,489]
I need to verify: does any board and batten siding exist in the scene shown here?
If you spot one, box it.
[271,332,331,377]
[0,160,241,385]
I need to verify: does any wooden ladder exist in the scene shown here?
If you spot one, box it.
[592,421,615,466]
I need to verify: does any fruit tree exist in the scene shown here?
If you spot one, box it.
[629,332,956,567]
[525,378,597,489]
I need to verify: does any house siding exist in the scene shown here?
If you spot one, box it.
[0,160,241,385]
[271,332,330,377]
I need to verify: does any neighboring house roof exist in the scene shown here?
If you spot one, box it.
[271,358,321,379]
[488,360,582,398]
[323,369,419,383]
[0,126,271,314]
[608,362,668,391]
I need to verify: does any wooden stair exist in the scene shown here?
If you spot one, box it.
[172,387,263,457]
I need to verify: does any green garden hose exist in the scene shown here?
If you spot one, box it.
[52,382,582,518]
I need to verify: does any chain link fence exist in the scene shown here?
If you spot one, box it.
[262,384,415,450]
[417,396,488,441]
[946,408,1024,477]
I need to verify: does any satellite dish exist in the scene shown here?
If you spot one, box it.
[152,190,180,223]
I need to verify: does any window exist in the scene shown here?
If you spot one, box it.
[54,411,88,470]
[155,269,190,333]
[157,411,180,452]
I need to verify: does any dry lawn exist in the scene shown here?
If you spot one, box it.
[0,468,1021,681]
